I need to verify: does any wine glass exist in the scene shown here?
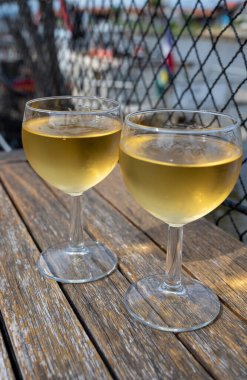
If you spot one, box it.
[119,109,242,332]
[22,96,122,283]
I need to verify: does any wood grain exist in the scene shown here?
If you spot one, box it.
[0,149,25,164]
[69,174,246,380]
[95,166,247,319]
[0,330,15,380]
[0,163,213,379]
[181,307,247,379]
[0,181,111,379]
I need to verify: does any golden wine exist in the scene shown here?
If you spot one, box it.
[22,117,121,195]
[120,134,242,225]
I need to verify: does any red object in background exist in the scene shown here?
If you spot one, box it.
[166,52,175,74]
[88,48,113,59]
[133,46,145,59]
[11,78,35,93]
[59,0,73,32]
[161,27,175,75]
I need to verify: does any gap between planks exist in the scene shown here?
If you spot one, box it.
[1,161,247,380]
[48,181,247,380]
[46,175,243,380]
[93,187,246,323]
[0,177,118,380]
[0,311,20,380]
[0,162,210,374]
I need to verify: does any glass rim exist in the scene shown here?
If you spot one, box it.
[25,95,121,115]
[125,109,240,134]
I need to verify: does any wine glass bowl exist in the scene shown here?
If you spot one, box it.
[119,109,242,332]
[22,96,122,283]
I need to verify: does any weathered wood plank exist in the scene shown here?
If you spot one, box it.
[0,149,25,164]
[181,307,247,379]
[0,182,111,379]
[0,163,212,379]
[95,166,247,319]
[61,176,246,379]
[0,330,15,380]
[2,163,247,379]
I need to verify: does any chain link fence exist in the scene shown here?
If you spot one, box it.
[59,0,246,242]
[1,0,247,242]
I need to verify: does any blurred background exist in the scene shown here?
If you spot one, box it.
[0,0,246,241]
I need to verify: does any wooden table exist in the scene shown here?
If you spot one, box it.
[0,150,246,380]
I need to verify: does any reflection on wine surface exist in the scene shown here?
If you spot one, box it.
[23,117,121,195]
[120,134,242,225]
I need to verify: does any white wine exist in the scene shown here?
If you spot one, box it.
[22,117,121,195]
[120,134,242,225]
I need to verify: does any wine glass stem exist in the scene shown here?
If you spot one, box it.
[69,194,85,250]
[165,225,183,290]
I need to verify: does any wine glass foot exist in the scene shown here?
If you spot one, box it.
[37,241,118,283]
[125,275,220,332]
